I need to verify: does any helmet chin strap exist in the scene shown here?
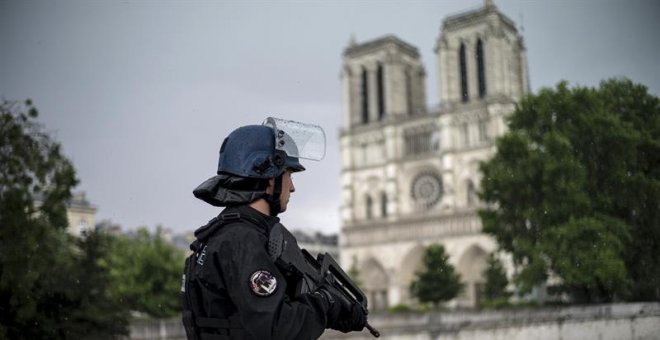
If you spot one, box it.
[264,174,283,216]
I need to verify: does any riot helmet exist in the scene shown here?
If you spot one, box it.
[193,117,325,216]
[216,125,304,178]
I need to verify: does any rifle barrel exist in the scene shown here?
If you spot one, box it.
[366,322,380,337]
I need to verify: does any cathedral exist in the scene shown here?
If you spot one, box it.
[338,0,529,309]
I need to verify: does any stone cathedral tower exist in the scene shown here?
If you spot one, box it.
[339,0,529,309]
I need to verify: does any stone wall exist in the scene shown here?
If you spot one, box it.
[322,303,660,340]
[127,303,660,340]
[129,318,185,340]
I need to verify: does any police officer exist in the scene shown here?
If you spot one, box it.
[181,118,367,339]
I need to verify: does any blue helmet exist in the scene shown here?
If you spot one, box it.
[194,118,324,211]
[217,125,305,178]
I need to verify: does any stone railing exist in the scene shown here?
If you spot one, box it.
[343,212,482,247]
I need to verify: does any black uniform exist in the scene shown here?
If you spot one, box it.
[183,204,329,340]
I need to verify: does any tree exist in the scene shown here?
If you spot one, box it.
[482,253,510,302]
[61,230,130,338]
[103,226,185,318]
[480,79,660,302]
[410,244,464,306]
[0,99,129,338]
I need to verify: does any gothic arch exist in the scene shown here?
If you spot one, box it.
[476,38,486,98]
[457,244,489,307]
[365,194,373,220]
[361,66,369,124]
[459,42,469,102]
[397,244,426,304]
[355,176,385,220]
[377,63,385,120]
[466,179,477,207]
[362,257,389,310]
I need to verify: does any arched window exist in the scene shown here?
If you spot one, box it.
[476,39,486,98]
[380,191,388,217]
[361,67,369,124]
[377,63,385,120]
[459,43,469,103]
[365,194,373,220]
[478,119,489,142]
[467,180,477,207]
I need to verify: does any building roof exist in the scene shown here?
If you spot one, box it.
[68,191,95,210]
[442,1,517,33]
[33,191,96,211]
[343,34,419,59]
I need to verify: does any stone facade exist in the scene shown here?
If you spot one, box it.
[339,1,529,309]
[35,191,97,235]
[66,191,97,235]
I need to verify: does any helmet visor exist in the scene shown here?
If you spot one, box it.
[263,117,326,161]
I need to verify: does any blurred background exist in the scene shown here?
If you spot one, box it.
[1,0,659,339]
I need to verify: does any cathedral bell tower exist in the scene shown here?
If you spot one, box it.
[339,1,529,309]
[436,0,529,106]
[341,35,427,128]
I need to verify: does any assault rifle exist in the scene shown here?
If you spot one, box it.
[268,223,380,338]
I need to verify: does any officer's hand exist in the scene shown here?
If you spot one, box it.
[333,301,366,332]
[316,285,366,333]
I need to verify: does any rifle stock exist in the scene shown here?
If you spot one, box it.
[268,223,380,338]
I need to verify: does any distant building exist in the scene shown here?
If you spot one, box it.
[36,191,98,236]
[66,191,97,235]
[292,229,340,264]
[339,0,528,310]
[171,230,195,252]
[95,219,123,235]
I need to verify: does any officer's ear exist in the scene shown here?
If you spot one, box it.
[265,178,275,195]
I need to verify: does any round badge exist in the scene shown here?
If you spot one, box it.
[249,270,278,296]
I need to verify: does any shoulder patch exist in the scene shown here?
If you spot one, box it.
[249,270,278,296]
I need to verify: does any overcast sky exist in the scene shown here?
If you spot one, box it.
[1,0,659,235]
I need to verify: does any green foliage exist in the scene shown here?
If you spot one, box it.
[480,297,512,310]
[543,216,630,302]
[480,79,660,302]
[63,230,130,337]
[388,304,413,313]
[482,253,510,301]
[410,244,464,306]
[388,303,431,313]
[0,100,129,338]
[103,227,186,318]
